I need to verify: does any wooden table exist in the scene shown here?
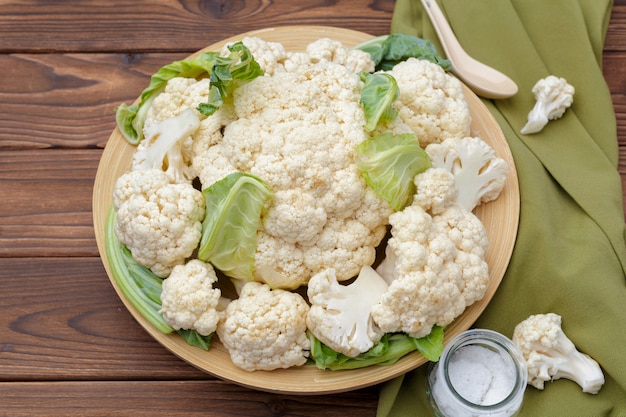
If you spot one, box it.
[1,1,624,415]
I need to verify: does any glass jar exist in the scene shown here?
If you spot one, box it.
[426,329,527,417]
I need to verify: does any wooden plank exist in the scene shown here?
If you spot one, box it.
[606,3,626,51]
[0,149,101,257]
[0,380,379,416]
[0,257,208,380]
[0,53,187,149]
[0,0,395,53]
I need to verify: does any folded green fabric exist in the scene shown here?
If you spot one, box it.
[378,1,626,416]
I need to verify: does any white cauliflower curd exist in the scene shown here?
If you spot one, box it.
[372,204,489,338]
[113,168,205,277]
[232,36,375,75]
[217,282,310,371]
[192,59,393,289]
[159,259,223,336]
[385,58,471,147]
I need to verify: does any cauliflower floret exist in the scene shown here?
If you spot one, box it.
[306,38,375,73]
[386,58,471,147]
[217,282,310,371]
[513,313,605,394]
[520,75,575,135]
[307,265,388,357]
[372,204,489,338]
[413,167,457,214]
[159,259,222,336]
[134,108,201,184]
[432,205,489,304]
[113,169,205,277]
[426,136,509,212]
[193,60,392,288]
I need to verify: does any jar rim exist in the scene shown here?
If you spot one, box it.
[440,329,528,410]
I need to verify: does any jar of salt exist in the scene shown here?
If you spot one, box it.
[426,329,527,417]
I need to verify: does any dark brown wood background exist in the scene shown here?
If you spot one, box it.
[1,0,624,415]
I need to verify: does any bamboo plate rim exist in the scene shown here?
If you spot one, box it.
[92,25,520,395]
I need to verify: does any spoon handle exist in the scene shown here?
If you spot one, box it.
[420,0,518,99]
[420,0,463,64]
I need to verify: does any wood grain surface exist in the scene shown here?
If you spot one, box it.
[1,0,625,415]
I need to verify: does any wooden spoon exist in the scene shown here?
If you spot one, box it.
[421,0,518,99]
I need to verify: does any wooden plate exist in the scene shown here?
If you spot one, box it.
[92,26,520,395]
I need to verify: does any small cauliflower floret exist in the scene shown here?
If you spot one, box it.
[413,167,457,214]
[217,282,310,371]
[113,169,205,277]
[386,58,471,147]
[307,265,389,357]
[305,38,375,73]
[133,108,201,184]
[426,136,509,212]
[159,259,222,336]
[372,204,489,338]
[520,75,575,135]
[512,313,605,394]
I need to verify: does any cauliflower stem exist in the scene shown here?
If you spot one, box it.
[308,326,444,371]
[105,205,214,350]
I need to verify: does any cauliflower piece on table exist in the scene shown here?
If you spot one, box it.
[520,75,575,135]
[217,282,310,371]
[426,136,509,212]
[113,169,205,278]
[386,57,471,147]
[372,204,489,338]
[159,259,223,336]
[513,313,605,394]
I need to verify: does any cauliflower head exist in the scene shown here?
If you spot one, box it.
[307,265,388,357]
[193,60,392,288]
[113,168,205,277]
[386,57,471,147]
[217,282,310,371]
[159,259,222,336]
[372,204,489,338]
[512,313,605,394]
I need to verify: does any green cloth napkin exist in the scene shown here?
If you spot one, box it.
[378,1,626,416]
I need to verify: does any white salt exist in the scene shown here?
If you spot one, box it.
[447,344,516,405]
